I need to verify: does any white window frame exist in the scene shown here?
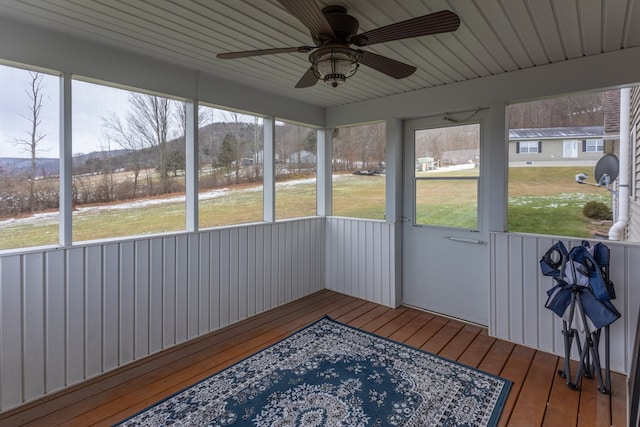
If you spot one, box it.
[518,141,539,154]
[585,138,604,152]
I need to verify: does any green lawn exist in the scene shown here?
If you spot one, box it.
[0,167,613,250]
[333,174,386,219]
[508,167,611,237]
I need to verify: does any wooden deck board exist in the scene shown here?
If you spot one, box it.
[387,311,434,342]
[358,306,408,333]
[508,351,559,426]
[370,307,418,337]
[496,345,536,427]
[439,323,483,361]
[403,315,448,348]
[0,290,627,427]
[457,331,496,368]
[542,359,581,426]
[420,319,465,354]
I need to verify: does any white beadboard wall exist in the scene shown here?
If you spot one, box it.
[0,218,325,412]
[3,220,638,411]
[325,218,399,308]
[490,232,640,374]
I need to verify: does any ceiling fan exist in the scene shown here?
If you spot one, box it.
[216,0,460,88]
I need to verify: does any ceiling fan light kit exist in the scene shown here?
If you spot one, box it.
[216,1,460,89]
[310,45,361,87]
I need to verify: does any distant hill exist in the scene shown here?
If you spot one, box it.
[0,121,264,178]
[0,149,130,178]
[0,157,60,177]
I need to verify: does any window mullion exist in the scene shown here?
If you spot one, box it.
[59,72,72,246]
[263,117,275,222]
[185,100,198,232]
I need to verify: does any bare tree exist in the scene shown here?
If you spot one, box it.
[333,123,385,172]
[333,127,357,171]
[103,113,145,197]
[103,93,177,195]
[278,122,312,175]
[276,122,316,175]
[128,93,172,193]
[508,92,604,129]
[361,122,385,169]
[174,100,209,140]
[220,111,250,183]
[11,72,46,211]
[174,101,214,177]
[219,132,240,184]
[251,116,263,181]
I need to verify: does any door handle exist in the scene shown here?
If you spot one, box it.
[446,236,486,244]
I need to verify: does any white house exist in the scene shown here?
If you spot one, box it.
[509,126,606,167]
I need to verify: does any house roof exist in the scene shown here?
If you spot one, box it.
[0,1,638,109]
[509,126,605,141]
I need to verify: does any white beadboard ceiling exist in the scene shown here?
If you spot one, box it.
[0,0,638,108]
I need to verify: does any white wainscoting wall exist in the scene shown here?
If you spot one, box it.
[490,232,640,375]
[4,222,637,411]
[324,217,399,308]
[0,218,325,412]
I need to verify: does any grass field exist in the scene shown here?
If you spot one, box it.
[508,166,610,237]
[0,167,612,250]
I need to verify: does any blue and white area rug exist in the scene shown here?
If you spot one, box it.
[118,316,511,426]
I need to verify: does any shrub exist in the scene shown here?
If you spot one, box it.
[583,201,612,220]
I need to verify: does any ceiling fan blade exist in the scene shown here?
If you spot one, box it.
[295,67,319,88]
[217,46,314,59]
[359,51,417,79]
[276,0,335,40]
[357,10,460,46]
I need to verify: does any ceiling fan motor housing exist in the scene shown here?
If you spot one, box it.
[315,5,360,44]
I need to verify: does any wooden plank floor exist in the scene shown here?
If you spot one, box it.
[0,290,627,426]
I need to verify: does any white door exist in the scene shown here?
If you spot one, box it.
[402,117,488,325]
[563,139,579,158]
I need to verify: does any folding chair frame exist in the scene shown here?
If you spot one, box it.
[557,286,611,394]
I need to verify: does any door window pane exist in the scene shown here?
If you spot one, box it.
[415,178,478,228]
[414,123,480,229]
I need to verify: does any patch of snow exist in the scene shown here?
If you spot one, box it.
[429,163,477,172]
[275,177,317,188]
[2,176,337,227]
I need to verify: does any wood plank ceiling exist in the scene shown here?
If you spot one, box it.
[0,0,638,108]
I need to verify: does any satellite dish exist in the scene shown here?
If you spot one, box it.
[594,153,619,189]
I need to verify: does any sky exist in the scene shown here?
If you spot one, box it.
[0,62,287,160]
[0,63,132,158]
[0,64,61,158]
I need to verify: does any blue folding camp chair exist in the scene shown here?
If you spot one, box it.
[540,240,620,394]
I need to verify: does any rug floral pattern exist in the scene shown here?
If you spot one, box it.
[119,317,510,426]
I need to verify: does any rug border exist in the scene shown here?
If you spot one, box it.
[115,315,512,426]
